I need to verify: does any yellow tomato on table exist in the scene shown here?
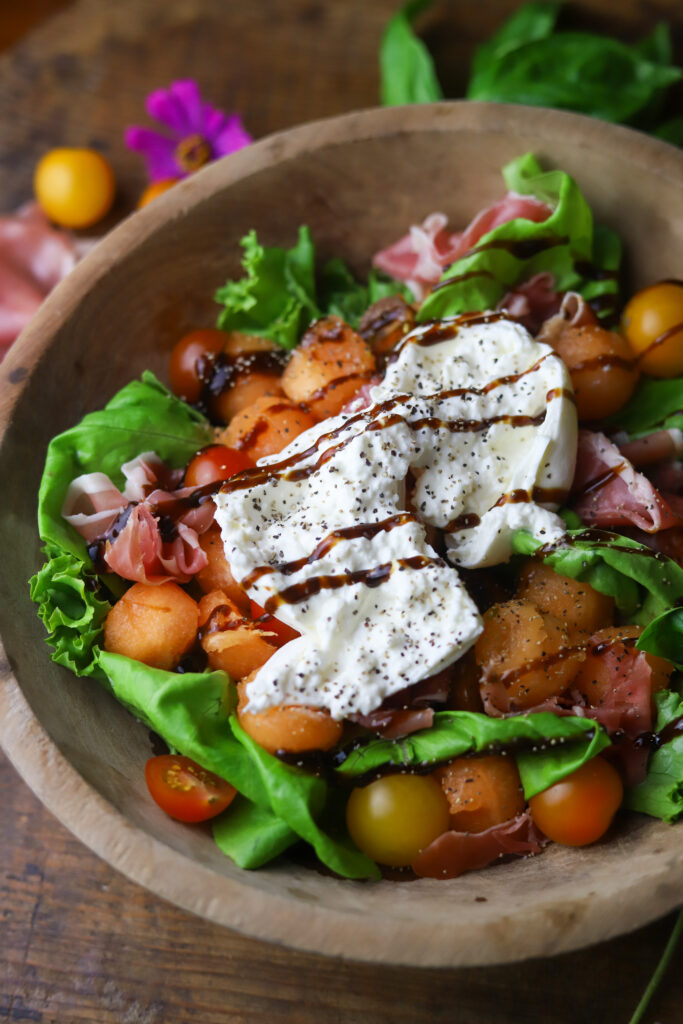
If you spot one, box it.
[34,147,115,228]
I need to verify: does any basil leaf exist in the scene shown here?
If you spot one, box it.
[37,372,211,560]
[639,609,683,669]
[335,710,609,798]
[512,528,683,624]
[418,153,620,323]
[469,1,560,82]
[604,375,683,438]
[380,0,443,106]
[467,31,681,124]
[320,258,413,326]
[215,227,320,350]
[625,688,683,822]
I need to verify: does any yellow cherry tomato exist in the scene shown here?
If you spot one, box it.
[346,773,450,867]
[620,281,683,377]
[34,147,115,228]
[137,178,179,209]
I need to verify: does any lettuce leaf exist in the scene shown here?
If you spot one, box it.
[334,710,610,798]
[100,651,379,879]
[37,372,212,561]
[467,6,681,124]
[29,549,111,679]
[215,227,319,350]
[603,375,683,438]
[625,688,683,822]
[512,528,683,624]
[418,153,621,323]
[213,796,297,869]
[379,0,443,106]
[215,227,412,348]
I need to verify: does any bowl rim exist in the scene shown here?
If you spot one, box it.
[1,101,682,967]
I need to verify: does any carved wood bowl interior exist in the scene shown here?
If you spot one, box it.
[0,103,681,967]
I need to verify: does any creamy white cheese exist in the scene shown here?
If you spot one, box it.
[214,314,577,719]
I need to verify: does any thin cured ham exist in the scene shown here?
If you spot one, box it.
[571,430,683,533]
[103,504,207,584]
[412,810,546,879]
[0,203,85,359]
[62,457,215,584]
[497,272,562,335]
[372,192,552,301]
[61,473,127,543]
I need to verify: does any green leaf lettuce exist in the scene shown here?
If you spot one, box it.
[418,153,621,323]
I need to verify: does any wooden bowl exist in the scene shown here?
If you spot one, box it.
[0,102,681,966]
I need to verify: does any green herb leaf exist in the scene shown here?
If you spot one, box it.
[638,609,683,668]
[100,651,379,878]
[335,710,609,798]
[625,688,683,822]
[213,795,297,869]
[37,372,212,560]
[512,528,683,624]
[380,0,443,106]
[603,375,683,438]
[29,549,111,679]
[467,19,681,124]
[418,153,620,323]
[215,227,320,350]
[319,258,414,326]
[470,1,560,80]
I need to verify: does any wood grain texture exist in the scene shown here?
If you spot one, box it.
[1,750,680,1024]
[1,0,682,1019]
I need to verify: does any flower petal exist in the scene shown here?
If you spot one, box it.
[210,114,252,157]
[168,80,204,133]
[146,86,192,137]
[124,127,180,181]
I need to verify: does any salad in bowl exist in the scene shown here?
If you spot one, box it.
[30,150,683,885]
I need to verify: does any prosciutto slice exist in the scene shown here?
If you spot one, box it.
[0,203,85,359]
[103,503,207,584]
[412,811,546,880]
[61,473,127,543]
[497,272,562,335]
[372,192,552,301]
[571,430,683,533]
[62,456,215,584]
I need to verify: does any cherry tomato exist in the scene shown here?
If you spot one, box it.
[34,147,115,228]
[185,444,254,487]
[169,328,226,402]
[249,599,301,646]
[137,178,179,208]
[528,757,623,847]
[145,754,236,823]
[346,773,451,867]
[621,281,683,377]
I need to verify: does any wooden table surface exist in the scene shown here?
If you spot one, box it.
[1,2,682,1021]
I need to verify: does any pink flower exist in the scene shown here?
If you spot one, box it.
[124,79,251,182]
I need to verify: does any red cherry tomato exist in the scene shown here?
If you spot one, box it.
[145,754,236,823]
[250,599,301,646]
[528,757,623,847]
[185,444,254,488]
[169,329,225,402]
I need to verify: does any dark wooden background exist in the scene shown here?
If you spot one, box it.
[1,2,681,1021]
